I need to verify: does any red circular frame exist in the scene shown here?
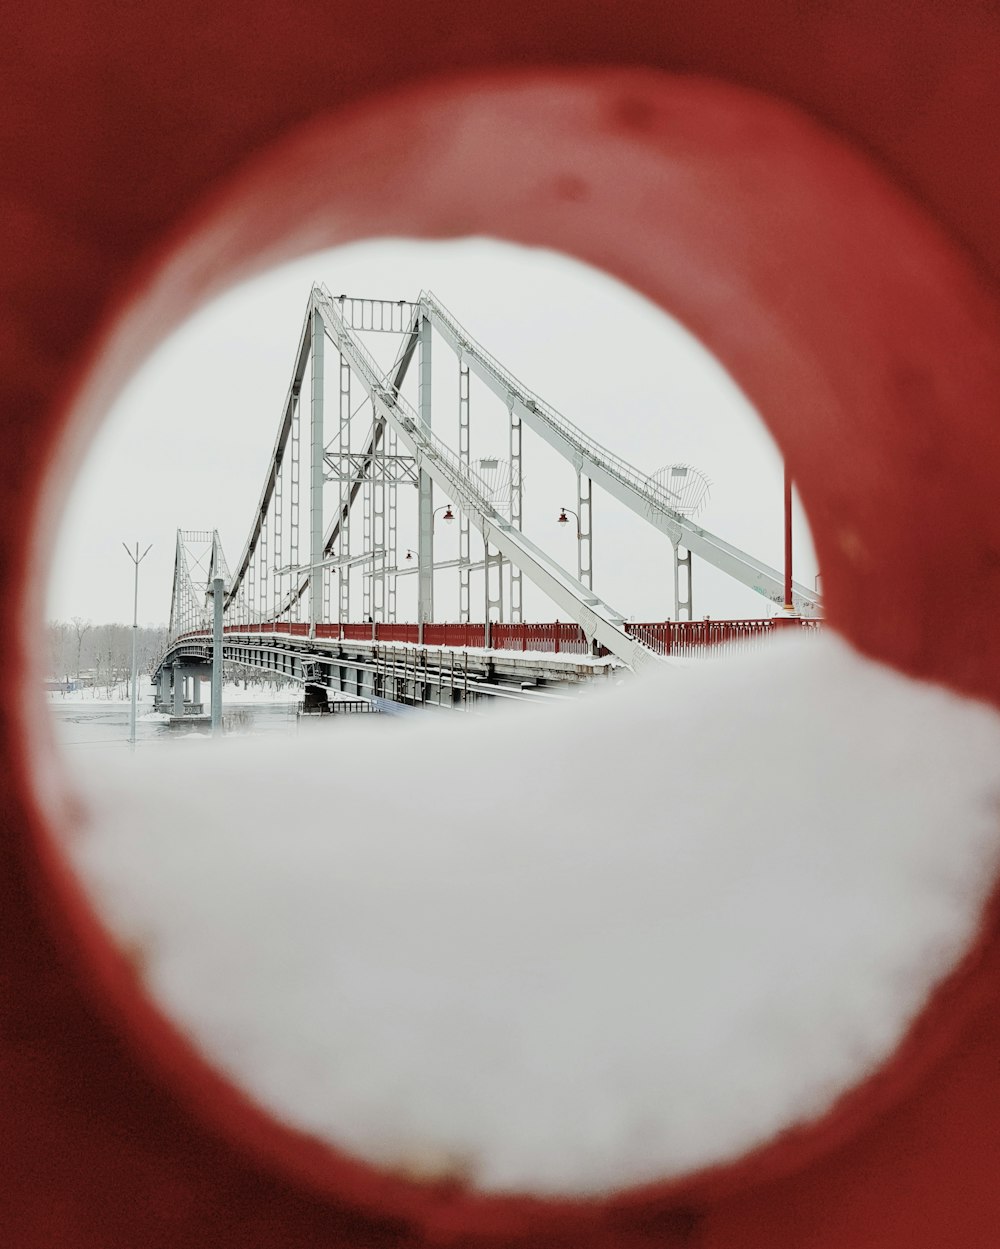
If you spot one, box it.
[5,7,1000,1249]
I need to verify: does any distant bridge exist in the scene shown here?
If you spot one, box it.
[154,286,821,716]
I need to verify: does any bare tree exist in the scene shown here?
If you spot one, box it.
[47,620,72,682]
[47,620,167,696]
[70,617,91,680]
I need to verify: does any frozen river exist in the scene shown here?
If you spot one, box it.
[48,692,314,753]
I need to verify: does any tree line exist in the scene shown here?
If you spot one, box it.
[47,619,169,695]
[47,619,296,696]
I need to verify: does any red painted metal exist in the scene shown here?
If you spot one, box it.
[624,618,820,658]
[6,7,1000,1249]
[265,621,309,636]
[177,619,819,659]
[335,623,366,641]
[490,621,589,655]
[376,623,420,644]
[194,618,819,659]
[425,622,487,648]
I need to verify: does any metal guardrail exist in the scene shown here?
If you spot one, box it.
[169,617,821,658]
[421,291,688,521]
[625,616,822,657]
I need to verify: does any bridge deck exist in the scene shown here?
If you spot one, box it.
[154,617,820,714]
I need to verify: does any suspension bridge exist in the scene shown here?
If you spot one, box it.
[153,286,821,717]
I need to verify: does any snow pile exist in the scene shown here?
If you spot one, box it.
[58,633,1000,1195]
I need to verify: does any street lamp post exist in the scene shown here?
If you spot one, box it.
[556,506,590,586]
[122,541,152,750]
[557,506,581,538]
[416,504,454,644]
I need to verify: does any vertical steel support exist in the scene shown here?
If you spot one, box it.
[289,391,301,621]
[260,512,269,621]
[338,352,351,622]
[274,450,283,620]
[577,471,593,591]
[172,665,184,717]
[247,550,256,624]
[309,306,325,634]
[509,400,523,622]
[373,418,387,622]
[261,536,268,621]
[211,577,223,735]
[674,543,693,620]
[387,424,398,622]
[417,314,433,638]
[363,434,373,622]
[458,361,471,623]
[484,534,503,640]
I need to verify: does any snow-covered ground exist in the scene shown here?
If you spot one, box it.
[47,679,302,707]
[53,633,1000,1196]
[47,682,150,705]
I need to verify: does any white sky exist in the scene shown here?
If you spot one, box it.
[47,237,817,627]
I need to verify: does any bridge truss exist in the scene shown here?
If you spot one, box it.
[168,285,821,669]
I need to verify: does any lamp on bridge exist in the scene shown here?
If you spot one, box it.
[557,506,582,539]
[405,510,453,566]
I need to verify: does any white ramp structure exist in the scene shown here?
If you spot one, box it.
[420,292,820,618]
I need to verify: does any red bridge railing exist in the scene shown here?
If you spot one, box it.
[624,616,822,657]
[173,617,820,656]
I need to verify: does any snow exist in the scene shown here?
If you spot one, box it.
[55,633,1000,1196]
[47,683,151,705]
[47,680,301,707]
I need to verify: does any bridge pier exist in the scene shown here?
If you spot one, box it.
[160,661,213,721]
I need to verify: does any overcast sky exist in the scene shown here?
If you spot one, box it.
[47,237,817,628]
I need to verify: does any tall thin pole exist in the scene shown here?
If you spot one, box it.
[122,542,152,749]
[783,464,794,612]
[211,576,224,736]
